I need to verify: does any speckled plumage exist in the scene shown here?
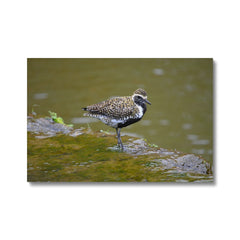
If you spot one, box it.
[84,96,138,119]
[82,88,151,149]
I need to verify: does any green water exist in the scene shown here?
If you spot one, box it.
[27,58,213,163]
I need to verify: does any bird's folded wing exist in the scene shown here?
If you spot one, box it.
[86,97,136,119]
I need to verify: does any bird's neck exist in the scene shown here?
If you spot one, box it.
[132,95,147,115]
[136,102,146,117]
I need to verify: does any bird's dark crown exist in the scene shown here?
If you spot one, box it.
[133,88,147,97]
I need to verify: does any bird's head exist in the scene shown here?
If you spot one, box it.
[132,88,151,105]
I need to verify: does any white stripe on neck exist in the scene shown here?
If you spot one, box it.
[136,104,144,118]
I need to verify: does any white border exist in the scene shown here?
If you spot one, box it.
[1,1,240,239]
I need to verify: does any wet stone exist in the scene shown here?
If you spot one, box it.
[175,154,210,174]
[123,138,210,174]
[27,117,84,138]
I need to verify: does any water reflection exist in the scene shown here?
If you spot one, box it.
[153,68,164,76]
[33,93,48,100]
[182,123,192,130]
[192,149,205,155]
[192,139,210,145]
[71,117,98,124]
[159,119,170,126]
[140,120,151,126]
[187,134,199,140]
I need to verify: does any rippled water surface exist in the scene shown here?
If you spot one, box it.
[27,58,213,163]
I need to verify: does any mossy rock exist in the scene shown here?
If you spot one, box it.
[27,116,213,182]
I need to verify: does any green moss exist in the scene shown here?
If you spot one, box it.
[27,129,212,182]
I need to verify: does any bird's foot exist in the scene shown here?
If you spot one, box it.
[117,143,124,151]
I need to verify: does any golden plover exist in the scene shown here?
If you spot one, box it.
[82,88,151,149]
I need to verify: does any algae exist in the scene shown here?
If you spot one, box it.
[27,116,213,182]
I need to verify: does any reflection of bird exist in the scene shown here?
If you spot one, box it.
[82,88,151,149]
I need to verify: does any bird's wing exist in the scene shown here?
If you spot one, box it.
[85,96,136,119]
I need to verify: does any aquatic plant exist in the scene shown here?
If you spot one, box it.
[48,111,73,127]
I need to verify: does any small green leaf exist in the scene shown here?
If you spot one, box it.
[55,117,64,124]
[48,111,57,120]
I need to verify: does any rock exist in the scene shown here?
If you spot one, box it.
[123,138,210,174]
[27,117,83,138]
[27,116,212,176]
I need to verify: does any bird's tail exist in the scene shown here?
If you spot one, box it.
[82,107,87,111]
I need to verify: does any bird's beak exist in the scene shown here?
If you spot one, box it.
[145,99,151,105]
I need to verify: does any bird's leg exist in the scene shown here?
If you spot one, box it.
[116,128,120,146]
[117,128,124,150]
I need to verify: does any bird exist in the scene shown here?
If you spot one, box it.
[82,88,151,149]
